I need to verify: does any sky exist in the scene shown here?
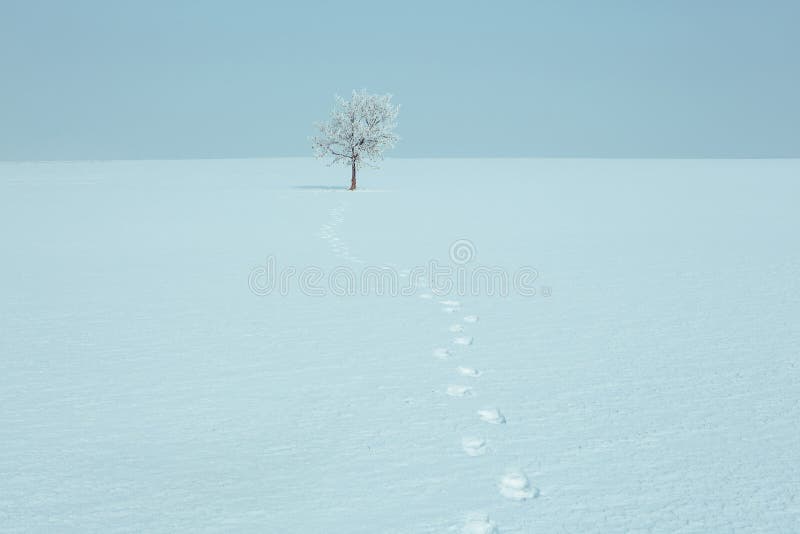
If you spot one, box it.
[1,0,798,160]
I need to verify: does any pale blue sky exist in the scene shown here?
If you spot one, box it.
[1,0,797,160]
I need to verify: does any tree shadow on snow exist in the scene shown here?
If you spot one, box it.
[291,185,348,191]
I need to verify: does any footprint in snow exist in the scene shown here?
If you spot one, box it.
[457,366,481,377]
[440,300,461,307]
[442,307,458,314]
[460,513,498,534]
[463,315,479,323]
[477,408,506,424]
[433,348,452,360]
[419,294,433,300]
[446,384,473,397]
[461,437,487,457]
[453,336,473,346]
[449,324,465,333]
[498,471,538,501]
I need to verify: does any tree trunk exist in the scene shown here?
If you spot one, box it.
[349,162,357,191]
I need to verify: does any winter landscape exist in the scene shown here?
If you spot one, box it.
[2,157,799,532]
[3,1,799,532]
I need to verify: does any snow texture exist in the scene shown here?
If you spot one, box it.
[2,158,800,533]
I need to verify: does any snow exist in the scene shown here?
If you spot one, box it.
[477,409,507,426]
[1,158,799,532]
[498,472,537,502]
[462,437,488,457]
[457,366,481,378]
[446,385,473,398]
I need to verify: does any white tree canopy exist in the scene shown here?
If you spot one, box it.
[312,90,400,172]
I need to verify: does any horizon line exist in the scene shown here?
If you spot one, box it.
[2,155,799,164]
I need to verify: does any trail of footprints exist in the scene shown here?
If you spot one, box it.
[421,296,538,532]
[317,202,365,264]
[318,205,536,532]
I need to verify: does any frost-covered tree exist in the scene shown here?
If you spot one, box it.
[312,90,399,191]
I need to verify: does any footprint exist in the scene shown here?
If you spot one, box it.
[453,336,474,346]
[463,315,479,323]
[461,437,487,457]
[433,348,452,360]
[440,300,461,307]
[449,324,465,333]
[442,307,457,314]
[461,513,498,534]
[477,408,506,424]
[419,293,433,300]
[498,471,538,501]
[457,366,481,378]
[446,384,473,397]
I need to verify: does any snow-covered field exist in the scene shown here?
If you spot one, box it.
[2,158,799,533]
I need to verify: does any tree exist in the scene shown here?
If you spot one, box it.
[312,90,399,191]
